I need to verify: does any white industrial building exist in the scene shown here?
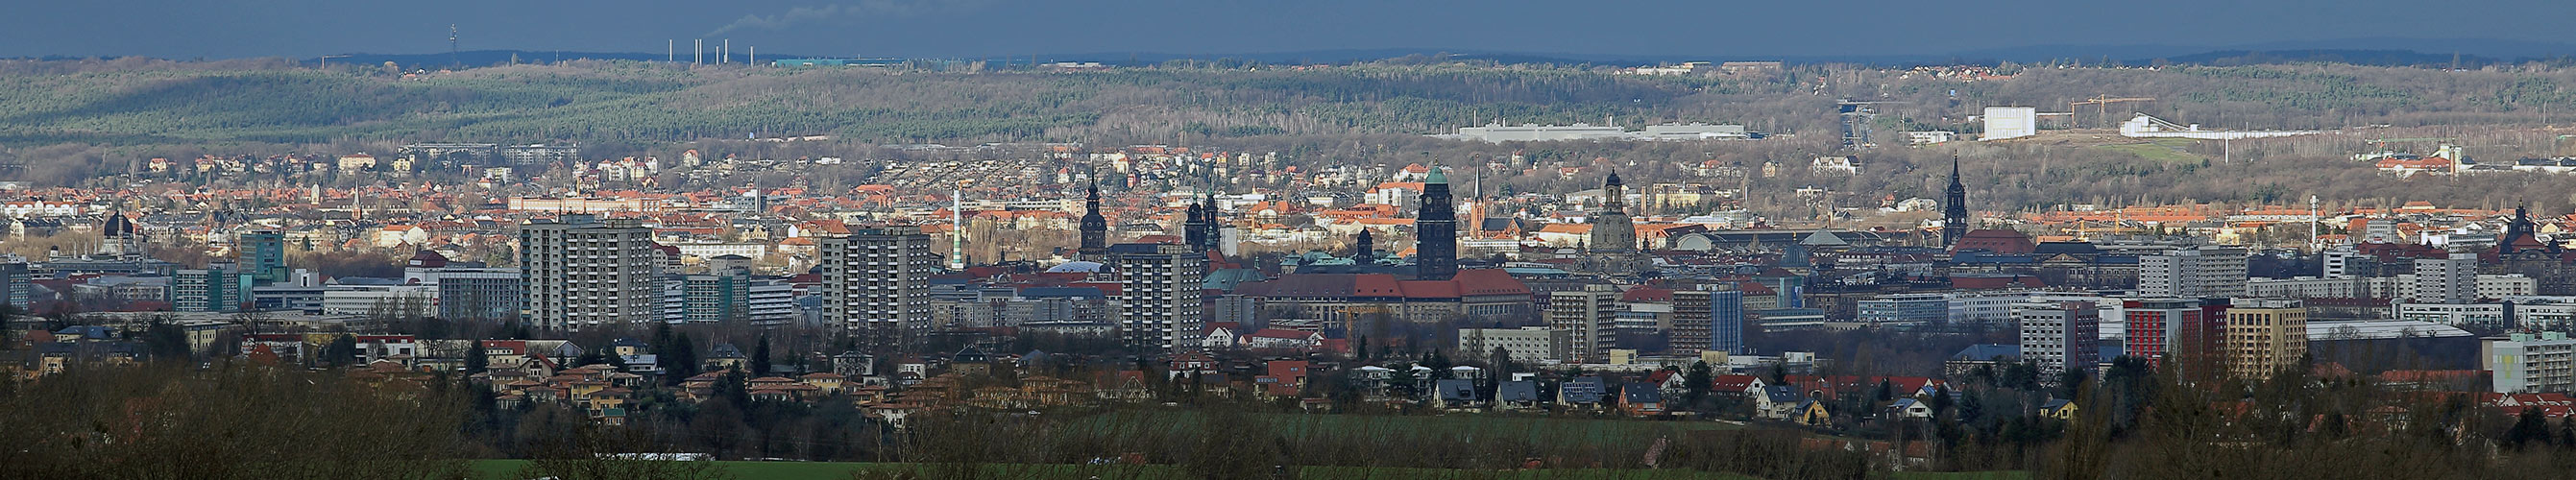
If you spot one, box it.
[1981,107,2038,140]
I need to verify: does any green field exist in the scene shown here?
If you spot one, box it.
[1072,411,1744,448]
[470,460,1782,480]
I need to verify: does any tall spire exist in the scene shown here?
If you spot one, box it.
[1942,155,1969,248]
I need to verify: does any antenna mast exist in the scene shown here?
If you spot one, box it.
[449,25,459,68]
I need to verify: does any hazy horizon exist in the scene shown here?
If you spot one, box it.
[12,0,2576,60]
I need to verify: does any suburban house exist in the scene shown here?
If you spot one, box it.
[1619,382,1666,416]
[1757,386,1807,420]
[1792,399,1832,426]
[2040,399,2079,420]
[1560,376,1607,408]
[1496,380,1542,411]
[1434,378,1483,410]
[1888,398,1933,419]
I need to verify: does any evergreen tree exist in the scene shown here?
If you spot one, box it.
[751,335,773,376]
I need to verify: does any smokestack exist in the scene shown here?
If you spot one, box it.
[693,39,702,64]
[722,39,730,64]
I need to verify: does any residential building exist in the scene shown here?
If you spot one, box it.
[2016,300,2100,383]
[2122,298,2215,367]
[1458,326,1567,364]
[2486,332,2576,394]
[0,261,28,308]
[1548,284,1622,364]
[2414,252,2479,303]
[2137,246,2248,299]
[2224,299,2308,380]
[519,215,661,331]
[173,267,250,313]
[1110,243,1204,352]
[821,227,938,349]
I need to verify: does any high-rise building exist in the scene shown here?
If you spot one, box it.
[2138,246,2248,299]
[0,261,29,309]
[173,267,249,313]
[519,215,661,331]
[240,229,287,285]
[1079,179,1109,260]
[1109,243,1204,352]
[1415,166,1458,280]
[1588,173,1636,252]
[2413,252,2479,303]
[2486,331,2576,394]
[1548,284,1622,364]
[678,273,752,324]
[1672,285,1745,356]
[821,227,938,349]
[2224,299,2308,380]
[2016,300,2100,382]
[2122,298,2214,367]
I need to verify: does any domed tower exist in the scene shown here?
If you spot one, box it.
[1588,172,1636,253]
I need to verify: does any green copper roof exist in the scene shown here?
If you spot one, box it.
[1424,165,1447,184]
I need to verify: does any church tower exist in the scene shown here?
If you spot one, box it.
[1079,176,1108,260]
[1416,166,1458,280]
[1588,172,1637,253]
[1942,155,1969,247]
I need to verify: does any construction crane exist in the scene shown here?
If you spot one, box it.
[2070,95,2154,129]
[317,54,350,69]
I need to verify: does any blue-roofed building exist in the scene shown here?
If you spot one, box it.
[1496,380,1541,410]
[1434,378,1483,409]
[1619,382,1665,416]
[1559,376,1606,407]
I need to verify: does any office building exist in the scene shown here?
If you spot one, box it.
[2224,299,2309,380]
[239,229,287,285]
[173,267,250,313]
[2486,332,2576,394]
[821,227,938,349]
[519,215,661,331]
[2138,246,2248,299]
[2016,300,2100,382]
[1673,286,1746,356]
[1109,243,1205,352]
[1858,293,1949,327]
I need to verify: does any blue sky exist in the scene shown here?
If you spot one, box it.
[11,0,2574,60]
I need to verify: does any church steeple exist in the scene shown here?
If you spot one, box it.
[1079,169,1108,259]
[1942,155,1969,247]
